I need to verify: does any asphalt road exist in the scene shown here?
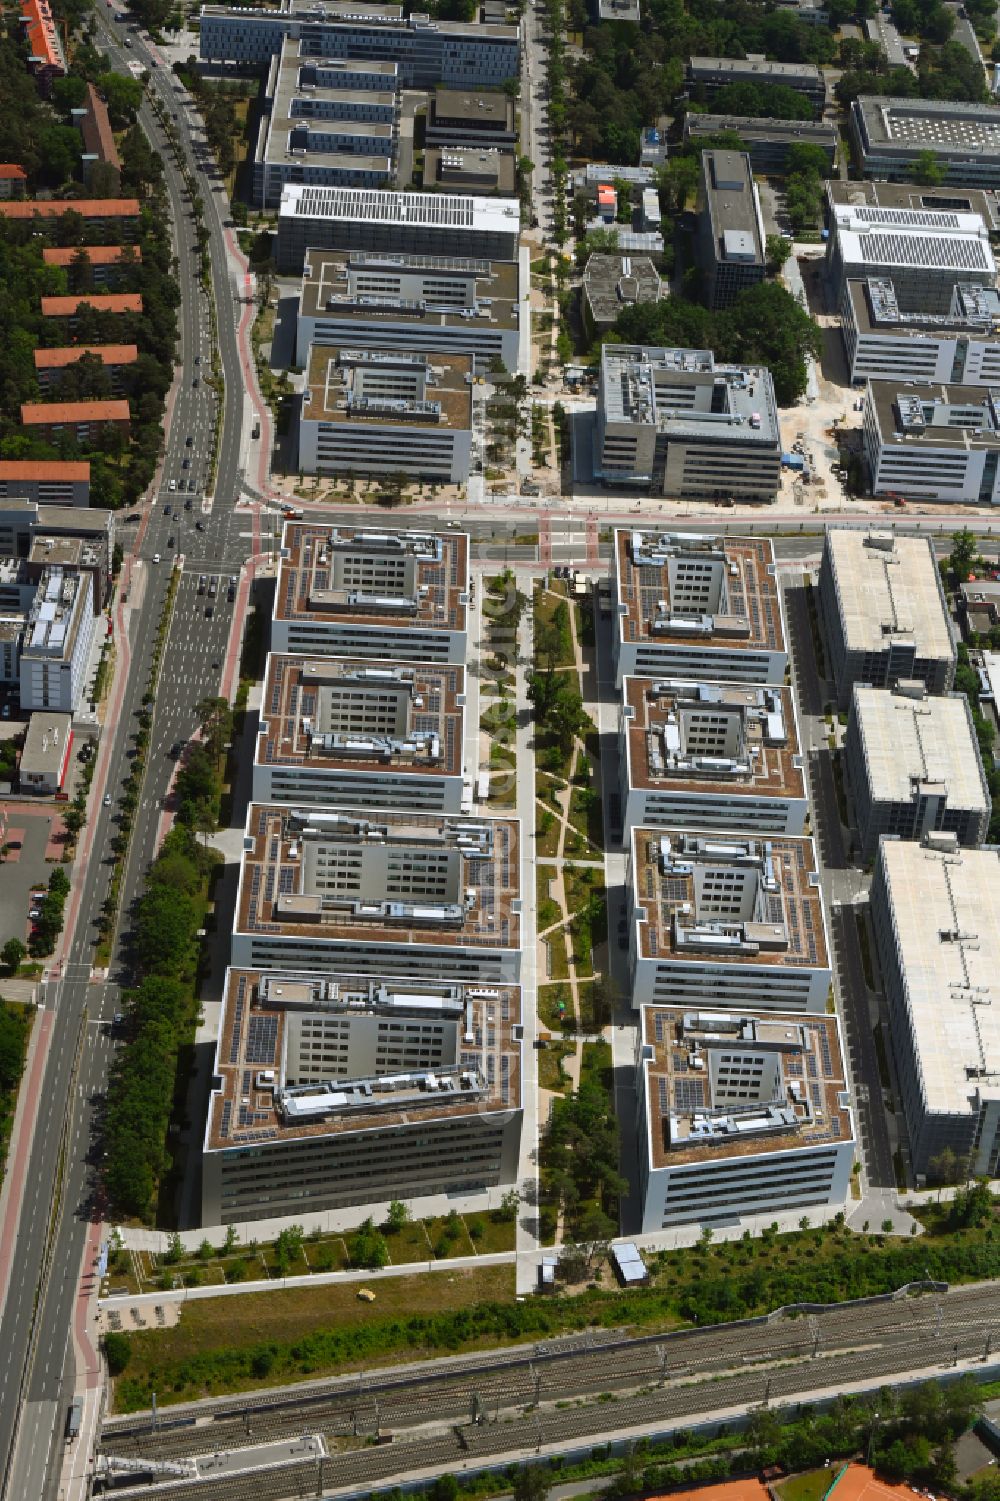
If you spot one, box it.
[0,15,253,1499]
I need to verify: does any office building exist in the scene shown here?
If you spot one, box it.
[296,246,521,372]
[33,344,138,395]
[0,165,27,199]
[619,677,806,836]
[842,278,1000,386]
[269,37,401,95]
[422,145,515,195]
[73,83,121,191]
[0,197,141,237]
[582,253,661,337]
[870,836,1000,1179]
[0,462,90,507]
[19,0,65,92]
[697,150,766,310]
[626,829,831,1011]
[276,185,520,273]
[863,380,1000,505]
[635,1006,853,1230]
[425,88,518,148]
[198,0,520,89]
[688,56,826,113]
[19,710,72,794]
[298,345,473,482]
[595,345,781,501]
[612,530,786,686]
[19,568,97,713]
[20,400,130,444]
[201,968,523,1224]
[254,653,465,812]
[232,805,521,981]
[845,682,990,859]
[851,95,1000,187]
[825,198,995,313]
[272,521,468,664]
[818,529,956,709]
[683,113,837,173]
[26,532,108,614]
[41,244,141,288]
[827,177,1000,230]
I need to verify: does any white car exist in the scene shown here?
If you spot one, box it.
[168,479,177,491]
[152,553,161,564]
[103,793,112,807]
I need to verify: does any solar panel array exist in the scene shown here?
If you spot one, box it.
[856,230,992,272]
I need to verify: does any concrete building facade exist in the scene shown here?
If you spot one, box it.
[18,568,97,714]
[817,529,956,709]
[825,198,995,313]
[697,150,765,310]
[842,278,1000,386]
[851,95,1000,186]
[863,380,1000,505]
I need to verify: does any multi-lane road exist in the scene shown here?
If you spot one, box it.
[0,13,264,1498]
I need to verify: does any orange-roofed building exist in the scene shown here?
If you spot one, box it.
[42,244,141,289]
[0,165,28,200]
[34,344,138,395]
[0,199,141,239]
[0,460,90,506]
[73,84,121,192]
[19,0,66,93]
[40,293,143,325]
[21,399,130,443]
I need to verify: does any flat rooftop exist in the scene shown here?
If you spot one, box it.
[278,184,521,235]
[237,804,520,951]
[686,114,837,146]
[641,1005,851,1169]
[28,534,88,569]
[21,710,72,775]
[852,683,988,814]
[22,568,87,662]
[702,149,764,267]
[202,1,518,36]
[876,838,1000,1118]
[258,653,465,778]
[689,55,824,86]
[614,529,784,657]
[601,345,780,448]
[827,177,1000,232]
[823,529,955,662]
[302,345,472,430]
[280,37,399,78]
[631,828,827,969]
[300,246,519,334]
[624,677,803,801]
[829,202,994,276]
[424,146,516,194]
[431,88,516,126]
[847,276,1000,336]
[206,968,521,1152]
[855,94,1000,158]
[868,379,1000,452]
[274,521,469,635]
[584,253,661,325]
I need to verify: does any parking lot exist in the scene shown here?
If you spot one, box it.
[0,804,68,952]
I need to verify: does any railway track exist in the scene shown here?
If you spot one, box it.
[100,1287,996,1465]
[97,1298,1000,1499]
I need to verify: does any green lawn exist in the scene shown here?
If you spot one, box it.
[537,1039,574,1092]
[777,1470,836,1501]
[543,925,570,981]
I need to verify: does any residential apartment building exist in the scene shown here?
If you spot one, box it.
[687,56,826,113]
[0,462,90,507]
[296,246,521,372]
[276,185,520,273]
[595,345,781,501]
[33,344,138,396]
[845,682,990,860]
[73,82,121,191]
[298,345,473,482]
[254,653,465,812]
[612,529,786,686]
[272,522,469,664]
[635,1006,854,1230]
[851,95,1000,186]
[626,829,831,1011]
[39,293,142,327]
[0,165,28,199]
[41,244,141,288]
[825,198,995,313]
[619,677,806,837]
[683,113,837,173]
[231,805,521,981]
[818,529,956,709]
[201,968,523,1224]
[198,1,520,89]
[20,400,130,444]
[870,835,1000,1179]
[0,197,141,237]
[19,0,65,92]
[19,567,97,713]
[863,380,1000,505]
[842,278,1000,386]
[697,150,765,311]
